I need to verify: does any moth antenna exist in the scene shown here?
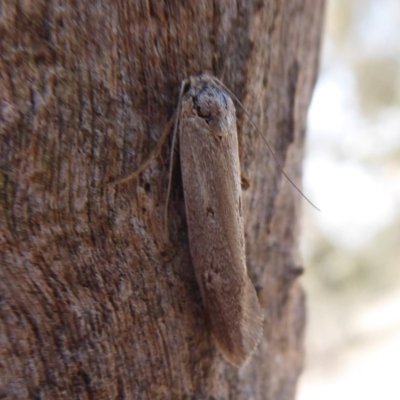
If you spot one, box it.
[164,78,190,239]
[212,77,320,211]
[106,116,175,187]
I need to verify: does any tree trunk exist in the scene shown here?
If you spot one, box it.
[0,1,324,399]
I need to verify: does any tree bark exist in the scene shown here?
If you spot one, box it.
[0,1,324,399]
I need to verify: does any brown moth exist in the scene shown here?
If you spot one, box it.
[111,74,316,365]
[109,74,265,367]
[174,75,264,366]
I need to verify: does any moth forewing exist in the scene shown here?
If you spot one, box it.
[179,76,264,367]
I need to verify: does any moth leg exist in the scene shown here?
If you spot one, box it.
[106,115,175,187]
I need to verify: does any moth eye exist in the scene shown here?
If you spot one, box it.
[195,104,211,123]
[206,206,215,218]
[194,96,212,123]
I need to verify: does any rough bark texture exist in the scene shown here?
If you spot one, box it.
[0,1,324,399]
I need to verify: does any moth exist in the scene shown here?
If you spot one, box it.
[174,75,264,366]
[112,74,301,366]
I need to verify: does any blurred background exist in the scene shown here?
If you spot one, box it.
[298,0,400,399]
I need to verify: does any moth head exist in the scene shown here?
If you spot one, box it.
[191,84,231,143]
